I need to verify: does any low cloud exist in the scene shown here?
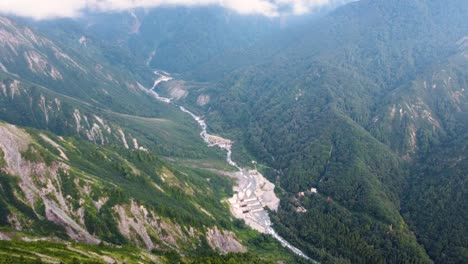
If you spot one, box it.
[276,0,330,15]
[0,0,336,19]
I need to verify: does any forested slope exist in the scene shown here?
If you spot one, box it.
[175,0,468,262]
[0,0,466,263]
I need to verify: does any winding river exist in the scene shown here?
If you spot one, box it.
[151,71,315,262]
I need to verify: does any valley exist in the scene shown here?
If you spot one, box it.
[0,0,466,263]
[152,70,313,261]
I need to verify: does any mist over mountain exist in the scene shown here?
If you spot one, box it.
[0,0,354,19]
[0,0,466,263]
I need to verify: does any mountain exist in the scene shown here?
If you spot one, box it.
[160,0,467,262]
[73,7,281,74]
[0,15,300,263]
[0,0,466,263]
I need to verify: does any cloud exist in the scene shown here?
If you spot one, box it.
[0,0,85,19]
[276,0,330,15]
[0,0,335,19]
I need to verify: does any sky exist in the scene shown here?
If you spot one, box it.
[0,0,338,19]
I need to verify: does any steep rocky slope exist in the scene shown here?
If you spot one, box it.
[0,122,246,253]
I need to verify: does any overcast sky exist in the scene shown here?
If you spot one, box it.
[0,0,337,19]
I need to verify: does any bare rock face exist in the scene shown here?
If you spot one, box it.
[0,232,10,241]
[114,201,155,250]
[0,123,100,245]
[166,80,188,100]
[113,200,196,250]
[206,227,246,254]
[197,95,210,106]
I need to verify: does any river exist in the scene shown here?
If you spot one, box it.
[152,71,315,262]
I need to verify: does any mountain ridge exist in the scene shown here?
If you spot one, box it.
[0,0,466,263]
